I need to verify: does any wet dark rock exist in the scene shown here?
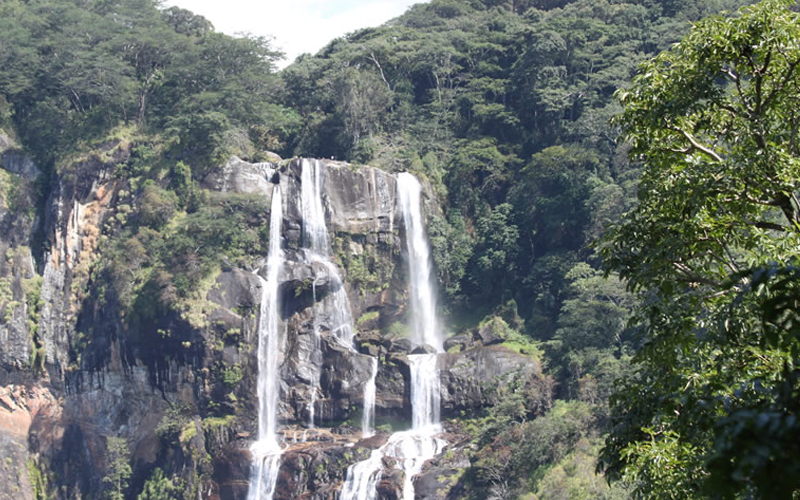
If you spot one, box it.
[358,343,381,357]
[356,332,382,355]
[208,269,261,312]
[212,445,252,500]
[266,437,372,500]
[278,258,339,313]
[375,354,409,415]
[376,468,404,500]
[281,312,379,424]
[412,436,472,500]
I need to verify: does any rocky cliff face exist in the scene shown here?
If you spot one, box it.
[0,131,51,500]
[0,149,551,500]
[39,141,131,373]
[0,131,42,371]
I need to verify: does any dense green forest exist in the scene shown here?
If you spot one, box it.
[1,0,798,498]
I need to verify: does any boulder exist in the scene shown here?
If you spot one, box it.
[356,332,382,357]
[411,344,438,355]
[439,345,547,415]
[443,334,471,353]
[376,468,404,500]
[278,257,339,311]
[412,437,472,500]
[261,151,283,163]
[208,269,261,312]
[386,337,412,353]
[474,317,508,346]
[359,343,380,357]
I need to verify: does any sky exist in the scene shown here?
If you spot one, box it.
[165,0,428,69]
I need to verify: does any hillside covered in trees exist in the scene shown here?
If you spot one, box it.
[1,0,797,498]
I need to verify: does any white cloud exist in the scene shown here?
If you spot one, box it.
[164,0,427,68]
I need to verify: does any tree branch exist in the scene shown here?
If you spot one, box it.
[672,262,722,288]
[753,221,787,232]
[722,66,748,113]
[666,126,724,163]
[761,57,800,112]
[367,51,392,92]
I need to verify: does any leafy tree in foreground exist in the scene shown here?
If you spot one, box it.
[599,0,800,498]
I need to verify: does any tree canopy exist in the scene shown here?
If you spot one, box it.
[599,0,800,497]
[0,0,291,171]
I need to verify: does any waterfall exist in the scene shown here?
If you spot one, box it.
[409,354,441,431]
[340,172,446,500]
[301,159,380,433]
[397,172,441,352]
[301,158,331,253]
[340,446,384,500]
[300,159,355,348]
[362,357,378,438]
[398,173,443,433]
[248,184,284,500]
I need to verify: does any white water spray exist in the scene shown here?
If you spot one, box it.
[340,446,384,500]
[409,354,441,431]
[248,185,284,500]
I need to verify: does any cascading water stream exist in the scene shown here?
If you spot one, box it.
[247,185,284,500]
[391,172,448,494]
[301,159,330,252]
[340,172,446,500]
[300,159,376,432]
[362,357,378,438]
[301,159,356,347]
[397,172,441,352]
